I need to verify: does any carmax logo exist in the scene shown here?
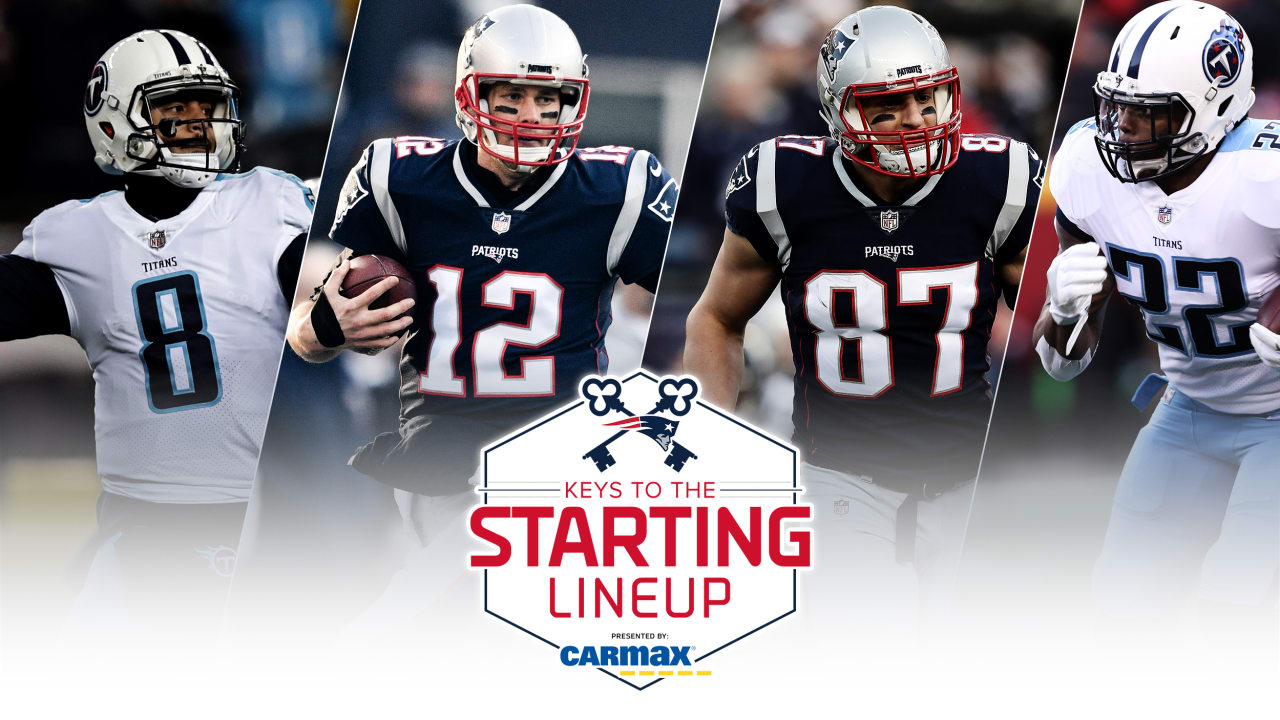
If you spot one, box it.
[560,645,693,667]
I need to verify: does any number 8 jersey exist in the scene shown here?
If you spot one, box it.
[1051,118,1280,415]
[726,135,1040,490]
[14,169,311,502]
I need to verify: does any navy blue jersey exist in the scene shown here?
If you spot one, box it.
[331,137,674,491]
[725,135,1040,491]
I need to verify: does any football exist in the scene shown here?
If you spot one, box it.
[1259,285,1280,333]
[340,254,416,314]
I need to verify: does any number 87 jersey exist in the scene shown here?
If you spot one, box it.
[330,137,672,429]
[725,135,1040,490]
[1052,118,1280,415]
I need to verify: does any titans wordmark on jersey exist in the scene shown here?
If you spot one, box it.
[14,169,312,503]
[726,135,1041,490]
[330,137,674,488]
[1052,118,1280,414]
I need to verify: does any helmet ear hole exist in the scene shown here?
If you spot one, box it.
[99,122,114,139]
[1217,96,1233,117]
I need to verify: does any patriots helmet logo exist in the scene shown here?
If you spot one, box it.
[471,15,495,40]
[1203,20,1245,87]
[821,29,856,80]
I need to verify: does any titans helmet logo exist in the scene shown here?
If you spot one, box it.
[1203,19,1245,87]
[85,61,108,116]
[821,29,856,81]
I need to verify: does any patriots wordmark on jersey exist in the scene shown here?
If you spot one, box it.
[1052,117,1280,414]
[12,168,312,502]
[330,137,675,492]
[725,134,1041,490]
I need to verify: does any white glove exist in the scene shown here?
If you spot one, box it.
[1046,242,1108,325]
[1250,322,1280,368]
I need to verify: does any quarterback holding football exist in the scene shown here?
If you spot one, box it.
[0,30,312,631]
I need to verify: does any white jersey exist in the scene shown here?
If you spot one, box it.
[14,168,311,502]
[1051,118,1280,415]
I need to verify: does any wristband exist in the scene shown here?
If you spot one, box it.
[311,292,345,348]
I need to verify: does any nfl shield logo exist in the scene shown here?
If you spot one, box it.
[880,209,899,233]
[491,211,511,235]
[1157,206,1172,224]
[834,499,849,517]
[148,230,167,249]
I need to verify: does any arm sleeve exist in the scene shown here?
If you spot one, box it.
[0,254,71,339]
[611,151,678,293]
[329,141,409,263]
[723,145,781,268]
[1054,207,1096,244]
[273,174,316,304]
[276,233,307,305]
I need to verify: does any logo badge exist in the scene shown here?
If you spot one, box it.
[470,372,810,690]
[1203,20,1245,87]
[1157,206,1173,225]
[820,29,856,80]
[195,545,237,577]
[581,377,699,473]
[84,61,108,116]
[726,155,752,198]
[148,230,167,250]
[471,245,518,264]
[491,211,512,235]
[880,209,900,234]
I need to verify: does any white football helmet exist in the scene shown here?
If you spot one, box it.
[816,6,961,179]
[83,30,243,188]
[454,5,589,171]
[1093,0,1254,182]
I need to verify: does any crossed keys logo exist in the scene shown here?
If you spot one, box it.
[581,377,699,473]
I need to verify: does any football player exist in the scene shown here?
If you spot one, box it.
[1037,0,1279,627]
[0,30,312,632]
[684,6,1041,627]
[286,4,674,556]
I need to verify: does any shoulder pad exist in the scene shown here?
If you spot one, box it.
[1048,120,1105,223]
[1217,118,1280,154]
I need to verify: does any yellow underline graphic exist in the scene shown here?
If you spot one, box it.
[616,669,711,677]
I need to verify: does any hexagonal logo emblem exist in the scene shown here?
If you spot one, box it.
[469,371,810,690]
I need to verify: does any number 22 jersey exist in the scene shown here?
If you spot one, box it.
[1051,118,1280,415]
[726,135,1040,490]
[14,169,311,503]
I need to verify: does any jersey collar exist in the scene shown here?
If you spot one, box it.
[452,142,570,211]
[832,152,941,207]
[100,182,217,246]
